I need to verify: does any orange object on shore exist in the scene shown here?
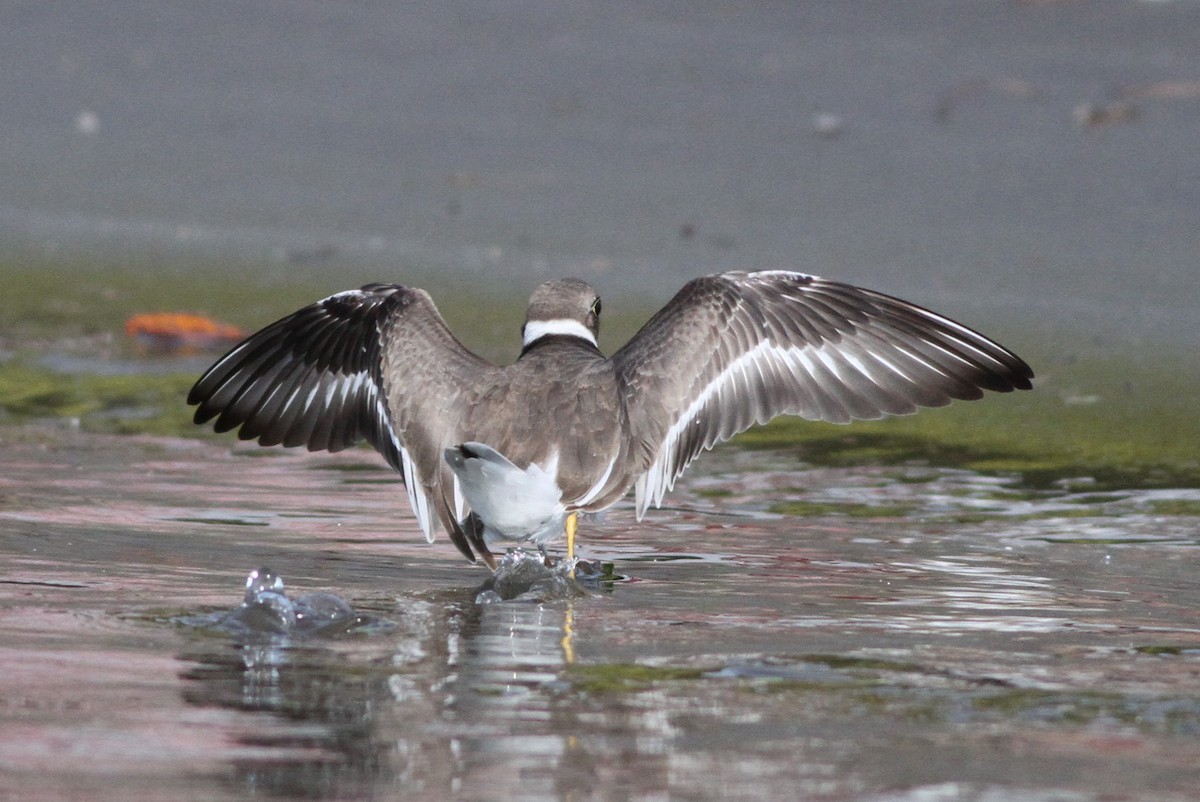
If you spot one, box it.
[125,312,246,353]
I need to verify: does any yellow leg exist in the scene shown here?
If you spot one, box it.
[560,604,576,665]
[565,511,578,562]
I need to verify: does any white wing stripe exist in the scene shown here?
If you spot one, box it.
[452,475,466,521]
[301,382,322,414]
[812,346,851,384]
[637,339,777,516]
[369,389,437,544]
[576,453,617,507]
[399,445,436,543]
[273,378,312,424]
[625,272,1031,523]
[888,341,955,381]
[637,331,953,517]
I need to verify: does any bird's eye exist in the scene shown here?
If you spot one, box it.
[590,298,602,316]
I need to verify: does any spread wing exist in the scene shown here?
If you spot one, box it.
[612,271,1034,516]
[188,283,496,562]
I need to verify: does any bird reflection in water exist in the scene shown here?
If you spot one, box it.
[177,566,621,800]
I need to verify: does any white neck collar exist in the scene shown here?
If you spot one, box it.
[522,318,597,348]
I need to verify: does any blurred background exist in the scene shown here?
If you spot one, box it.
[2,0,1197,351]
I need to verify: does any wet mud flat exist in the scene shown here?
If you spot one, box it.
[1,431,1198,801]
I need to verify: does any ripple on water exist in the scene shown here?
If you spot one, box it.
[680,463,1200,549]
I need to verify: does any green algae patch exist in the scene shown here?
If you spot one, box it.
[0,257,371,342]
[566,663,712,694]
[1133,645,1200,656]
[1147,499,1200,517]
[0,362,196,437]
[798,654,926,674]
[965,688,1200,735]
[695,487,735,499]
[0,257,543,368]
[769,500,917,519]
[3,259,1198,494]
[0,258,542,438]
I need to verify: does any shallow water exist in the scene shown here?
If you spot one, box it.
[1,432,1199,801]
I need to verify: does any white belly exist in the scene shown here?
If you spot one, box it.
[443,442,567,546]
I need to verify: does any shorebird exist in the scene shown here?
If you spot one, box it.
[189,271,1033,569]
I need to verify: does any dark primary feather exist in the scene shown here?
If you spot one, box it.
[187,284,497,563]
[613,271,1033,513]
[189,284,405,468]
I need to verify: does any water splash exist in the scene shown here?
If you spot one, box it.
[179,567,388,639]
[474,549,623,604]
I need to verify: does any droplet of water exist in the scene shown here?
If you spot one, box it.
[244,566,285,604]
